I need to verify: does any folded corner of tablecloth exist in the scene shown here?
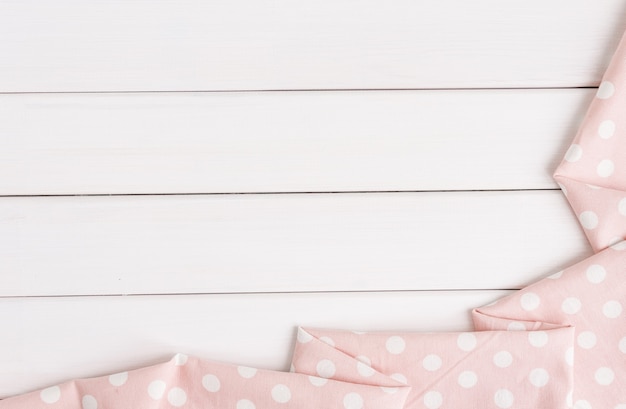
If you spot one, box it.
[552,29,626,253]
[473,243,626,408]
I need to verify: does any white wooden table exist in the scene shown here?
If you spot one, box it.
[1,0,622,397]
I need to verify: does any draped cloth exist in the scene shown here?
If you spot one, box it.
[2,29,626,409]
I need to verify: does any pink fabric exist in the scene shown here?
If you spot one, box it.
[292,327,574,408]
[554,29,626,253]
[474,246,626,408]
[0,354,411,408]
[3,25,626,409]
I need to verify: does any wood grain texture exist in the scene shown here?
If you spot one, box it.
[0,290,510,398]
[0,89,592,195]
[0,191,591,296]
[1,0,625,92]
[0,1,609,402]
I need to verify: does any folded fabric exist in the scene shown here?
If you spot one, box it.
[291,247,625,409]
[554,29,626,253]
[0,326,578,409]
[474,243,626,409]
[0,353,411,409]
[292,327,574,408]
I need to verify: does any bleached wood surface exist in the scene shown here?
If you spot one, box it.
[0,290,510,398]
[0,0,625,92]
[0,0,612,402]
[0,191,589,296]
[0,89,591,195]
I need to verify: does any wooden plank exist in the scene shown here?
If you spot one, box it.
[0,290,511,398]
[0,192,591,296]
[0,1,624,92]
[0,89,591,195]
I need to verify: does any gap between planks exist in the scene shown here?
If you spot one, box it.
[0,287,522,299]
[0,188,560,198]
[0,86,600,95]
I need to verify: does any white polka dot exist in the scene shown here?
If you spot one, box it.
[567,390,574,407]
[167,387,187,407]
[609,238,626,250]
[316,359,336,378]
[82,394,98,409]
[619,337,626,353]
[202,374,221,392]
[574,400,592,409]
[528,331,548,347]
[566,347,575,366]
[357,361,375,377]
[603,300,623,318]
[148,380,167,399]
[598,120,616,139]
[319,336,335,346]
[586,264,606,283]
[493,351,513,368]
[577,331,597,349]
[391,373,408,384]
[173,353,188,366]
[356,355,371,365]
[297,328,313,343]
[547,270,563,279]
[289,364,295,372]
[385,336,406,354]
[343,392,364,409]
[614,404,626,409]
[597,81,615,99]
[562,297,582,314]
[597,159,615,177]
[423,391,443,409]
[380,386,399,394]
[579,211,598,230]
[507,321,526,331]
[40,386,61,404]
[565,144,583,162]
[308,376,328,387]
[271,384,291,403]
[457,333,477,351]
[355,356,374,376]
[494,389,514,408]
[422,354,442,371]
[237,366,258,379]
[109,372,128,386]
[529,368,550,387]
[619,198,626,216]
[457,371,478,388]
[520,292,541,311]
[595,367,615,385]
[237,399,256,409]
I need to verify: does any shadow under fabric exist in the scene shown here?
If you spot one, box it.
[2,30,626,409]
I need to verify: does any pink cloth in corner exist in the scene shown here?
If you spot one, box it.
[554,29,626,253]
[474,246,626,409]
[290,255,625,408]
[292,327,574,408]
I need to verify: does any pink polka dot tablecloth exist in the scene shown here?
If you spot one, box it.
[2,26,626,409]
[554,26,626,254]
